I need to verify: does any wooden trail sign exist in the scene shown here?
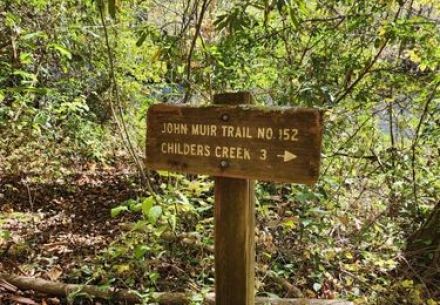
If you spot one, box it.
[146,103,323,184]
[146,92,324,305]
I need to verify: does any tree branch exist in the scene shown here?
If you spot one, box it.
[411,83,439,208]
[183,0,211,103]
[332,3,406,105]
[0,273,353,305]
[98,1,155,195]
[332,40,389,105]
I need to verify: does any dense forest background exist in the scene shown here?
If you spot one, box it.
[0,0,439,304]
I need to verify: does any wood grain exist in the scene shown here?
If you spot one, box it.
[146,102,323,184]
[215,177,255,305]
[214,92,255,305]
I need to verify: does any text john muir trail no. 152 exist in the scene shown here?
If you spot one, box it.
[146,102,323,184]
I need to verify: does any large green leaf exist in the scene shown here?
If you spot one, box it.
[142,196,155,217]
[148,206,162,225]
[49,43,72,59]
[111,206,128,218]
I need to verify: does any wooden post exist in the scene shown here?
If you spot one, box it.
[214,92,255,305]
[147,92,323,303]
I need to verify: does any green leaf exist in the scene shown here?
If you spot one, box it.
[21,31,46,41]
[157,170,183,178]
[176,191,189,205]
[142,196,154,217]
[0,230,11,240]
[5,87,48,94]
[114,264,130,274]
[108,0,116,19]
[129,203,141,212]
[149,271,160,284]
[132,220,149,231]
[148,206,162,224]
[127,199,141,212]
[134,245,149,259]
[289,7,300,28]
[169,214,176,231]
[13,70,37,81]
[49,43,72,59]
[296,0,308,15]
[111,206,128,218]
[19,53,32,65]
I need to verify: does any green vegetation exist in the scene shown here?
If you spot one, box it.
[0,0,439,304]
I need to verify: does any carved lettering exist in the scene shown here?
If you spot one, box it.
[215,146,251,160]
[191,124,217,136]
[161,123,188,135]
[161,142,210,157]
[257,127,273,140]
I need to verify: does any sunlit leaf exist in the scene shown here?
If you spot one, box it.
[49,43,72,59]
[142,196,154,216]
[148,206,162,224]
[111,205,128,217]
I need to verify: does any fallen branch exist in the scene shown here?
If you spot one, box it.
[266,271,304,298]
[0,274,353,305]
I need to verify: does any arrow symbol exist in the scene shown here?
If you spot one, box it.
[277,150,297,162]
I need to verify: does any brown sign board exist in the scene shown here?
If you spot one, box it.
[146,104,323,184]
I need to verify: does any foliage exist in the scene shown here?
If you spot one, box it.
[1,0,439,304]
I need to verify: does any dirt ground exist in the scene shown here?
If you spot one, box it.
[1,165,143,304]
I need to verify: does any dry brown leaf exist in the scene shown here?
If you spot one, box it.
[0,279,18,292]
[46,266,63,281]
[47,298,60,305]
[10,296,38,305]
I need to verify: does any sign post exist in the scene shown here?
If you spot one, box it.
[213,92,255,305]
[145,92,323,305]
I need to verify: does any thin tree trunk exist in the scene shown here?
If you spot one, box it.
[405,202,440,273]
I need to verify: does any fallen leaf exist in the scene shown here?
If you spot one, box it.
[0,279,18,292]
[47,298,60,305]
[10,296,38,305]
[46,265,63,281]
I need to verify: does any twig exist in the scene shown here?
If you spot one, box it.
[97,1,155,196]
[411,83,439,210]
[332,3,405,106]
[183,0,211,103]
[332,40,389,106]
[326,152,378,161]
[24,180,36,231]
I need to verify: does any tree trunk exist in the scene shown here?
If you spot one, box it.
[405,202,440,274]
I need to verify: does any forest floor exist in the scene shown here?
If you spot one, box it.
[1,166,439,305]
[0,164,142,304]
